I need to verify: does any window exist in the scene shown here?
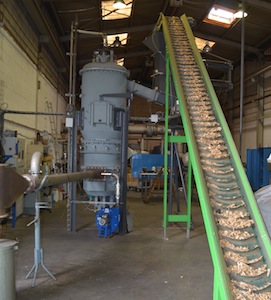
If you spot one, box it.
[107,33,128,47]
[204,5,237,28]
[195,37,215,52]
[101,1,132,20]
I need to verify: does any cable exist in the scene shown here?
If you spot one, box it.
[151,31,166,62]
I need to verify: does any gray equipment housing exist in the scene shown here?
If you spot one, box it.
[79,52,129,198]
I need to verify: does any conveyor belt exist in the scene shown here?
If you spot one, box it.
[159,14,271,299]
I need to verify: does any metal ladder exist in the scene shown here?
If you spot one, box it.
[45,101,58,172]
[45,101,57,139]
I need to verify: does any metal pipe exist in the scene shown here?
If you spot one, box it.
[76,29,105,36]
[128,124,167,135]
[23,169,102,193]
[2,109,65,116]
[72,23,78,107]
[71,201,117,205]
[101,172,120,205]
[239,0,245,157]
[68,19,78,233]
[30,151,42,176]
[68,22,74,106]
[120,109,129,234]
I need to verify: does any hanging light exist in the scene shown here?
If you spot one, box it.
[113,0,126,9]
[113,36,122,47]
[234,3,248,18]
[203,42,212,53]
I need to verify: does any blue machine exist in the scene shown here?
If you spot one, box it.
[131,154,165,178]
[247,147,271,191]
[96,207,120,237]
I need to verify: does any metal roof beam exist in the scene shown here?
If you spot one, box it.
[195,31,260,54]
[60,24,155,42]
[245,0,271,10]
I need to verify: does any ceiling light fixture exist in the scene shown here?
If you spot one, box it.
[234,3,248,18]
[203,42,212,53]
[113,0,126,9]
[113,36,122,47]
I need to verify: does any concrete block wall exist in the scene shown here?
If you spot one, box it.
[0,27,66,170]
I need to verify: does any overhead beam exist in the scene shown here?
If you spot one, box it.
[78,50,152,66]
[195,31,260,54]
[60,24,155,42]
[61,23,259,56]
[245,0,271,10]
[21,0,68,68]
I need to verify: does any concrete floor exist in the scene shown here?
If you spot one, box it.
[4,190,213,300]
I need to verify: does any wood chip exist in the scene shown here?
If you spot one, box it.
[217,210,250,219]
[220,239,249,252]
[219,230,253,240]
[224,251,262,264]
[228,262,266,276]
[217,217,254,229]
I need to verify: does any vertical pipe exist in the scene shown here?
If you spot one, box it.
[70,112,78,233]
[239,0,245,158]
[119,109,129,234]
[163,52,170,238]
[72,20,78,107]
[71,19,78,233]
[68,22,74,106]
[67,127,72,232]
[67,19,78,233]
[169,136,174,214]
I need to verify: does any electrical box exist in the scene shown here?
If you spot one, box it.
[131,154,166,178]
[247,147,271,191]
[2,136,25,171]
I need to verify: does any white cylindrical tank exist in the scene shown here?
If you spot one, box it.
[0,239,18,300]
[79,51,129,197]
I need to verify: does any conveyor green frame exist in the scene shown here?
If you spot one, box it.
[158,13,271,299]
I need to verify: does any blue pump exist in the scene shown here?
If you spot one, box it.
[96,207,120,237]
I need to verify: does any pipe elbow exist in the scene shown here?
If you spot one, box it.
[30,151,42,176]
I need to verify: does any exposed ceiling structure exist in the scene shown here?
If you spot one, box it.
[20,0,271,89]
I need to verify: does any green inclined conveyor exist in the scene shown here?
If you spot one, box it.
[158,14,271,299]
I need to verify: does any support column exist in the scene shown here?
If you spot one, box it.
[163,52,192,239]
[119,108,129,234]
[256,73,264,148]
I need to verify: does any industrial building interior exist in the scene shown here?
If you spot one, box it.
[1,0,271,299]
